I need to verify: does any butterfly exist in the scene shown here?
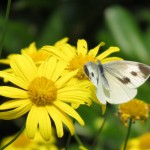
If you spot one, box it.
[83,60,150,104]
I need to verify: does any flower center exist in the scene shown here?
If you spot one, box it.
[67,54,95,80]
[28,77,57,106]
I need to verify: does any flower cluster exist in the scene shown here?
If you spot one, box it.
[118,99,150,126]
[0,38,121,142]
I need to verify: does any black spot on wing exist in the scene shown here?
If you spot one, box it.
[138,64,150,78]
[117,77,131,84]
[83,65,89,77]
[91,72,94,77]
[131,71,138,76]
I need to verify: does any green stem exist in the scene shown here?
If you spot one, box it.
[66,119,76,150]
[90,116,107,149]
[65,132,72,150]
[0,124,25,150]
[123,118,132,150]
[74,133,83,146]
[0,0,11,57]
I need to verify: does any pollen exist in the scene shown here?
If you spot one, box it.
[67,54,95,80]
[118,99,150,126]
[28,77,57,106]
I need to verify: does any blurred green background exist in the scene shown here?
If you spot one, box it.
[0,0,150,150]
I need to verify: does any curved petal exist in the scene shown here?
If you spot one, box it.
[38,57,57,78]
[54,101,84,126]
[101,57,123,64]
[55,70,78,89]
[97,47,120,60]
[88,42,105,57]
[26,105,39,139]
[38,107,51,141]
[0,101,32,120]
[10,54,37,84]
[42,46,70,61]
[59,44,76,60]
[57,87,92,105]
[47,105,74,136]
[0,86,28,98]
[0,99,30,110]
[0,72,28,90]
[46,105,64,137]
[77,40,88,56]
[51,60,66,82]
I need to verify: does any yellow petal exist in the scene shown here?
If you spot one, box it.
[0,99,30,110]
[38,107,51,141]
[21,42,37,54]
[46,105,64,137]
[26,105,39,139]
[0,71,28,90]
[54,37,69,46]
[47,105,74,136]
[0,101,32,120]
[55,70,78,89]
[59,44,76,59]
[10,54,37,83]
[38,56,57,78]
[42,46,70,61]
[101,57,123,64]
[0,86,28,98]
[97,47,120,60]
[50,60,66,82]
[54,101,84,126]
[77,39,88,56]
[88,42,105,57]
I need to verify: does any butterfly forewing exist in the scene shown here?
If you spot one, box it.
[104,60,150,88]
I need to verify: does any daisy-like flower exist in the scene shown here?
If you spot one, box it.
[1,130,58,150]
[0,38,69,73]
[120,133,150,150]
[118,99,150,126]
[42,39,122,80]
[0,54,91,141]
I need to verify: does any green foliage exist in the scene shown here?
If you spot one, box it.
[0,0,150,150]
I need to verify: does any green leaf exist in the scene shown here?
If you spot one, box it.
[104,6,150,64]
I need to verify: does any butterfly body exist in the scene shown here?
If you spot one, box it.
[83,60,150,104]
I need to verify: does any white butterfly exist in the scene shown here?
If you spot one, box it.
[83,60,150,104]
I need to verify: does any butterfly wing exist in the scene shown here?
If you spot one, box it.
[84,62,108,104]
[102,60,150,104]
[102,70,137,104]
[104,60,150,88]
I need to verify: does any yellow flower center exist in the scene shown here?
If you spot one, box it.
[67,54,95,80]
[28,77,57,106]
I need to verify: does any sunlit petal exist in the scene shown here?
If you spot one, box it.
[0,101,32,119]
[0,86,28,98]
[26,105,39,139]
[54,101,84,125]
[10,54,37,83]
[38,107,51,141]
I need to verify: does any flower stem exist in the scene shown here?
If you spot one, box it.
[123,118,132,150]
[0,124,25,150]
[0,0,11,57]
[74,133,83,146]
[90,116,107,149]
[65,132,72,150]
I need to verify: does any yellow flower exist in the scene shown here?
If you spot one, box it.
[42,39,122,80]
[118,99,149,126]
[1,130,58,150]
[0,54,91,141]
[120,133,150,150]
